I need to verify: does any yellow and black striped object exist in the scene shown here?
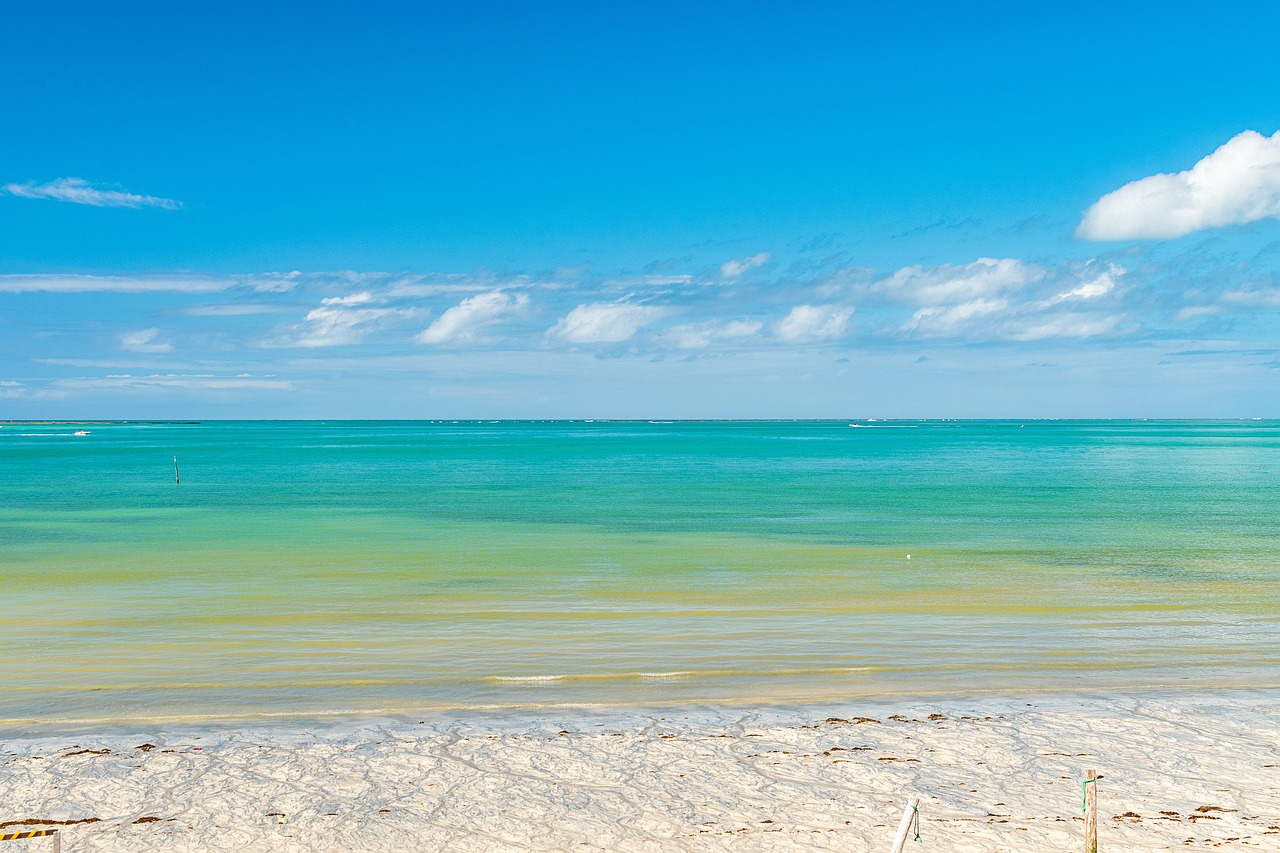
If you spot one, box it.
[0,828,58,841]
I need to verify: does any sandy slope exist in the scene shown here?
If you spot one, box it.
[1,692,1277,851]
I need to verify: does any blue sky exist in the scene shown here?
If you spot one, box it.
[3,1,1280,418]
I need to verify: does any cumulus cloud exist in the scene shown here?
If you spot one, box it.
[720,252,771,279]
[120,328,173,353]
[773,304,853,342]
[416,290,529,345]
[660,319,762,349]
[549,302,670,343]
[1078,129,1280,241]
[3,177,182,209]
[874,257,1044,305]
[273,292,414,348]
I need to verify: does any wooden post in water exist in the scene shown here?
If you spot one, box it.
[173,455,180,485]
[888,796,920,853]
[1084,769,1098,853]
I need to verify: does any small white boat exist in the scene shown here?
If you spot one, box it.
[73,430,90,436]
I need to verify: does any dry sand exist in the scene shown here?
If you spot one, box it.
[2,692,1277,851]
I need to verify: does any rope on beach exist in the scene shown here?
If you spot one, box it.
[0,829,58,841]
[910,803,922,842]
[1082,775,1098,812]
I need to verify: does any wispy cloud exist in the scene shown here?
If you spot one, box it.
[774,304,853,342]
[50,374,291,391]
[1174,305,1223,323]
[720,252,772,279]
[548,302,670,344]
[1034,264,1122,307]
[269,292,418,348]
[0,271,301,294]
[180,302,297,316]
[1221,286,1280,307]
[1078,129,1280,241]
[0,274,229,293]
[119,328,173,353]
[903,299,1008,337]
[3,177,182,210]
[1009,313,1123,341]
[872,259,1127,342]
[417,291,529,345]
[660,319,762,350]
[873,257,1043,305]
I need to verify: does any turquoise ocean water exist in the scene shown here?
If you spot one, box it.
[2,420,1278,726]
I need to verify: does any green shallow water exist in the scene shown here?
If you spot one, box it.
[2,420,1279,724]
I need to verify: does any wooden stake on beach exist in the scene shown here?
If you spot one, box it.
[888,796,920,853]
[1084,769,1098,853]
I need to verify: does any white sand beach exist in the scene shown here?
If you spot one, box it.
[2,692,1276,851]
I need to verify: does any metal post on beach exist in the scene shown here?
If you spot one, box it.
[0,828,60,852]
[1084,769,1098,853]
[888,796,920,853]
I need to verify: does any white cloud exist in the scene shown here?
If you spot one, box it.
[0,274,230,293]
[881,259,1127,341]
[0,380,25,398]
[120,328,173,353]
[604,275,695,288]
[874,258,1043,305]
[1037,264,1123,306]
[0,271,300,294]
[181,303,296,316]
[549,302,670,343]
[661,319,762,349]
[1221,287,1280,307]
[3,177,182,210]
[720,252,772,279]
[1175,305,1222,322]
[50,374,291,391]
[388,282,494,298]
[273,292,414,348]
[245,271,302,292]
[1077,129,1280,240]
[903,299,1008,337]
[1009,313,1122,341]
[904,300,1122,341]
[773,304,853,342]
[416,290,529,345]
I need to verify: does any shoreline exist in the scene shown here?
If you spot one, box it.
[6,681,1280,737]
[3,690,1276,851]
